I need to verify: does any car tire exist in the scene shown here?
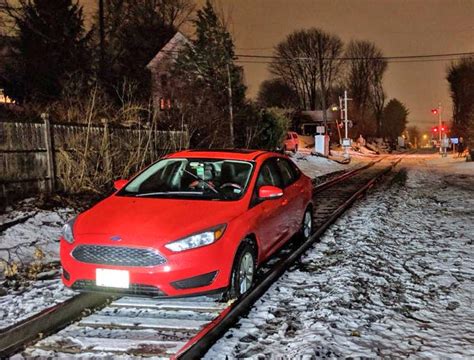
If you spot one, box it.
[228,240,257,299]
[300,206,313,241]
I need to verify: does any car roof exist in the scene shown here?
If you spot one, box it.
[168,149,276,161]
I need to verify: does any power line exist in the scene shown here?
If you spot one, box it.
[235,57,469,65]
[233,50,474,61]
[157,48,474,62]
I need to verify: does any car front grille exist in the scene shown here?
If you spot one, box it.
[72,245,166,267]
[72,280,166,297]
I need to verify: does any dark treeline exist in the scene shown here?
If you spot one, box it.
[0,0,417,147]
[447,57,474,146]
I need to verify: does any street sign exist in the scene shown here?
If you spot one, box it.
[450,137,459,144]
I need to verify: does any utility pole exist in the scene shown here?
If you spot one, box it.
[99,0,105,81]
[226,63,234,148]
[317,38,328,132]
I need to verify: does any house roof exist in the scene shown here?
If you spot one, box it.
[146,31,190,70]
[298,110,336,123]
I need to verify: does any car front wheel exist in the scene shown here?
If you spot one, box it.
[229,240,257,299]
[301,207,313,240]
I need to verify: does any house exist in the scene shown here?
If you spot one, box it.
[295,109,338,135]
[146,31,190,112]
[0,35,16,105]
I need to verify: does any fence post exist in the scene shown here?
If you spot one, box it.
[42,113,55,194]
[102,118,111,175]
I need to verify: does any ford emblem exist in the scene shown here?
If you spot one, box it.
[110,235,122,242]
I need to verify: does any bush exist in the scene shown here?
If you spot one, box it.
[251,108,290,150]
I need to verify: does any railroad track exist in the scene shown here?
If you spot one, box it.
[2,155,405,359]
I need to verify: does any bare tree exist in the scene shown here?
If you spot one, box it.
[270,28,343,118]
[344,40,387,137]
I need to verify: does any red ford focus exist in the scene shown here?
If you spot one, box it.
[60,150,313,298]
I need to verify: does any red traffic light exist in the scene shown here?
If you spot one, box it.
[432,126,438,132]
[431,109,438,115]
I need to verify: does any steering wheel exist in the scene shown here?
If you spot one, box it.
[220,182,243,191]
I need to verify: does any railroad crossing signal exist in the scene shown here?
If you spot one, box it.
[431,125,449,134]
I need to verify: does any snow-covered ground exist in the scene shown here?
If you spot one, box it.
[206,154,474,358]
[0,202,74,277]
[0,199,76,330]
[290,151,366,179]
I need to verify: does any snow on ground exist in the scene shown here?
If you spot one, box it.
[0,199,77,330]
[290,151,366,179]
[205,154,474,359]
[0,200,74,277]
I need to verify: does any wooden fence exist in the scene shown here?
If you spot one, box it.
[0,119,189,204]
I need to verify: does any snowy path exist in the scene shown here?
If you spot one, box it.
[206,156,474,358]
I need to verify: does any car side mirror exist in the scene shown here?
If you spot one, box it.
[113,179,128,191]
[258,185,283,200]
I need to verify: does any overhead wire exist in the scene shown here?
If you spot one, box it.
[157,48,474,64]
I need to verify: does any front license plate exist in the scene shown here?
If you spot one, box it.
[96,268,130,289]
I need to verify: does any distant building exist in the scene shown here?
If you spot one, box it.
[0,35,16,105]
[295,109,338,135]
[146,32,190,112]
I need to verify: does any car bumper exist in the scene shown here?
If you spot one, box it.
[60,239,234,297]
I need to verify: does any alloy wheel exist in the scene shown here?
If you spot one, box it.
[238,252,254,294]
[303,209,312,239]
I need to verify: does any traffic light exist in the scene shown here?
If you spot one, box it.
[432,126,438,133]
[431,109,439,115]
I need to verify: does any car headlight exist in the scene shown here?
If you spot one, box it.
[62,217,76,244]
[165,224,227,252]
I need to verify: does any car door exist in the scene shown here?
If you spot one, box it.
[251,158,287,257]
[275,157,303,236]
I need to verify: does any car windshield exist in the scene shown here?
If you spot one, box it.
[118,158,254,200]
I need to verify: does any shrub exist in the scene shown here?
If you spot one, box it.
[251,107,290,150]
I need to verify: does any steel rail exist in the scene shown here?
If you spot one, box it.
[313,155,388,194]
[175,158,402,359]
[0,293,110,357]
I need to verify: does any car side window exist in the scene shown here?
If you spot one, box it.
[250,158,284,208]
[256,159,283,188]
[276,158,299,188]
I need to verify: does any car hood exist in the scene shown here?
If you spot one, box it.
[74,195,246,247]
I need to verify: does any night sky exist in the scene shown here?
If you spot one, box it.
[82,0,474,133]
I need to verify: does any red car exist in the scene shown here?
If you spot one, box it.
[283,131,299,153]
[60,150,313,298]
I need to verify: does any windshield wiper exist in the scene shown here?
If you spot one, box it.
[135,191,201,197]
[182,169,228,199]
